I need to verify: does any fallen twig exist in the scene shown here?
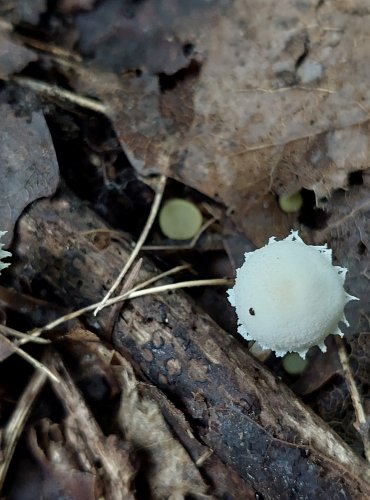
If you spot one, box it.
[94,174,167,315]
[30,276,231,337]
[336,336,370,462]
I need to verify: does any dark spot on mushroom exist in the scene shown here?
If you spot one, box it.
[249,307,255,316]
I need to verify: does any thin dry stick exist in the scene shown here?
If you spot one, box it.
[233,85,336,94]
[0,325,50,344]
[30,276,231,338]
[120,278,231,301]
[116,258,143,295]
[0,333,60,384]
[127,263,190,293]
[93,174,167,315]
[18,36,82,62]
[12,77,108,114]
[0,369,47,491]
[336,336,370,462]
[105,258,143,332]
[15,264,192,344]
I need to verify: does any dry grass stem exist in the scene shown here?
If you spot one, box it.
[119,277,232,301]
[0,369,47,491]
[0,333,60,384]
[12,77,108,114]
[127,264,191,292]
[94,174,167,315]
[29,275,230,338]
[235,85,336,94]
[0,325,50,344]
[118,258,143,295]
[19,37,82,62]
[105,258,143,331]
[336,336,370,462]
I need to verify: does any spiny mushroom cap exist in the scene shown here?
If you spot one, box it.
[0,231,10,274]
[227,231,357,358]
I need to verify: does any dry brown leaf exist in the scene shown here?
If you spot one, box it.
[60,327,121,402]
[292,336,342,397]
[299,169,370,452]
[309,170,370,336]
[0,23,37,78]
[74,0,204,74]
[117,357,208,499]
[26,422,96,500]
[0,103,59,245]
[47,351,136,500]
[69,0,370,243]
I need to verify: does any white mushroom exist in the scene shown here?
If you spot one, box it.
[227,231,358,358]
[0,231,10,274]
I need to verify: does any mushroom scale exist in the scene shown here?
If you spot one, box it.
[227,231,358,358]
[0,231,10,274]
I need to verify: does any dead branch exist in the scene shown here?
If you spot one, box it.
[15,191,370,499]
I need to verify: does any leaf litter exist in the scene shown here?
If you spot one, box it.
[0,102,59,245]
[0,0,369,497]
[68,0,370,243]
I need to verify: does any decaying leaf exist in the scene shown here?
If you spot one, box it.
[117,357,208,499]
[0,23,37,78]
[292,336,342,397]
[0,103,59,245]
[2,1,370,496]
[69,0,370,244]
[310,169,370,336]
[25,422,96,500]
[302,170,370,452]
[74,0,206,74]
[47,351,136,499]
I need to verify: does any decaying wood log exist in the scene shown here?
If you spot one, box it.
[15,191,370,499]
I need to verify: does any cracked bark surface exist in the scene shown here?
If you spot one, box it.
[15,191,370,499]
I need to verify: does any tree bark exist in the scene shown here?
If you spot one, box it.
[15,191,370,499]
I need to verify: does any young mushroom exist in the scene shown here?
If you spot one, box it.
[227,231,358,358]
